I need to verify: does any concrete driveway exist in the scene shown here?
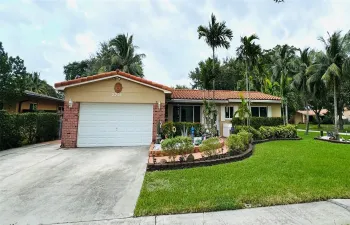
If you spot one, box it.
[0,142,149,225]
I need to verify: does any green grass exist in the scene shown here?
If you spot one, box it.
[134,132,350,216]
[296,124,350,133]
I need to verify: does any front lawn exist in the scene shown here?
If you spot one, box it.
[134,132,350,216]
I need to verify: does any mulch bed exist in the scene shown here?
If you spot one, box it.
[147,137,302,171]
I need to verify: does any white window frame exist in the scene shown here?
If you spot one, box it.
[251,106,268,117]
[225,106,234,119]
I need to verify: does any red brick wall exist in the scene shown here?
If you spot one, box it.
[61,101,80,148]
[153,103,165,142]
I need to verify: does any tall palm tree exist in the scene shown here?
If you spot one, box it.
[236,34,262,126]
[307,31,350,139]
[234,95,251,126]
[198,13,233,87]
[291,48,312,134]
[270,44,297,125]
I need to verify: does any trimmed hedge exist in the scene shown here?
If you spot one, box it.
[232,117,283,129]
[259,125,297,139]
[160,136,194,161]
[0,110,60,150]
[233,126,262,140]
[161,122,203,137]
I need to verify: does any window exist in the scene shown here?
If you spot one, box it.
[0,102,3,110]
[225,106,234,119]
[251,106,268,117]
[173,105,201,122]
[29,103,37,111]
[58,106,64,112]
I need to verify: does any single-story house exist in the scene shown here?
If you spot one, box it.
[1,90,64,113]
[55,70,282,148]
[292,109,328,124]
[293,108,349,124]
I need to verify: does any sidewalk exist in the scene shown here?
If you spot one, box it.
[297,129,350,135]
[55,199,350,225]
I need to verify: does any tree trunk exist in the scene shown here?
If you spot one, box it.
[305,100,309,135]
[339,113,343,131]
[285,101,289,125]
[245,61,250,127]
[334,80,339,139]
[281,101,285,126]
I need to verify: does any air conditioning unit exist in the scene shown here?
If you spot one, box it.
[223,123,232,137]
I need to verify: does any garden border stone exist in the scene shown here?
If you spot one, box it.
[147,137,302,171]
[314,137,350,144]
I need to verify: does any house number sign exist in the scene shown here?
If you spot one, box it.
[112,82,123,97]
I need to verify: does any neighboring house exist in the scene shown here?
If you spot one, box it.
[54,70,282,148]
[1,90,64,113]
[293,108,349,124]
[292,109,328,124]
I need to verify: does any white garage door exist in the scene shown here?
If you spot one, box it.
[77,103,153,147]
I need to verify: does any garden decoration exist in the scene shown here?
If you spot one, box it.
[181,124,188,136]
[191,126,195,140]
[156,120,162,144]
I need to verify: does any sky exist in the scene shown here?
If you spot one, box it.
[1,0,350,88]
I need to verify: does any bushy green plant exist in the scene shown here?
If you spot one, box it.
[232,117,283,129]
[233,126,262,140]
[259,125,297,139]
[161,136,194,161]
[0,111,60,150]
[200,137,221,157]
[226,134,245,155]
[237,131,252,147]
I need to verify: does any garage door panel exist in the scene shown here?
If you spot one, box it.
[77,103,153,147]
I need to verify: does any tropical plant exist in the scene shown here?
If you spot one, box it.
[198,13,233,85]
[270,44,297,125]
[307,31,350,139]
[200,137,222,158]
[234,95,251,126]
[202,99,217,136]
[26,72,47,94]
[236,34,262,126]
[291,48,312,134]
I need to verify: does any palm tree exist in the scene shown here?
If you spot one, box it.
[234,95,251,126]
[307,31,350,139]
[198,13,233,86]
[291,48,312,134]
[236,34,262,126]
[97,34,146,77]
[27,72,46,94]
[270,44,297,125]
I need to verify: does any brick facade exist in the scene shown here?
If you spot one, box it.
[61,101,80,148]
[152,103,165,142]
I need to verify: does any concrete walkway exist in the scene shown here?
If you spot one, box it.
[54,199,350,225]
[297,129,350,135]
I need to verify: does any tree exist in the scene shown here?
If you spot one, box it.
[64,60,89,80]
[198,13,233,88]
[308,31,350,139]
[291,48,312,134]
[189,58,220,90]
[174,85,190,89]
[234,95,251,126]
[63,33,146,80]
[26,72,47,94]
[0,42,27,104]
[236,34,262,126]
[270,44,297,125]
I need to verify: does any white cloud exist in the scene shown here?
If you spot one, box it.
[66,0,78,10]
[75,32,97,57]
[60,38,76,53]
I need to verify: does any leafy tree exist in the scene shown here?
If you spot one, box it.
[64,60,89,80]
[0,42,27,104]
[174,85,190,89]
[198,13,233,88]
[308,31,350,138]
[189,58,220,90]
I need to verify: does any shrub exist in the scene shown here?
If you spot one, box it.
[226,134,245,155]
[0,111,60,151]
[161,136,194,161]
[259,125,297,139]
[232,117,283,129]
[162,122,203,137]
[237,131,252,147]
[233,126,262,140]
[200,137,222,157]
